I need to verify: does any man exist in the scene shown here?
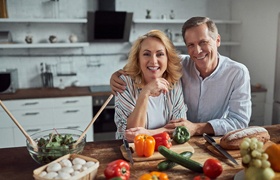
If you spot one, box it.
[110,16,251,136]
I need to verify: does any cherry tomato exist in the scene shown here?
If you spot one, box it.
[193,175,211,180]
[203,158,223,179]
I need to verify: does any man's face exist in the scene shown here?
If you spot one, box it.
[184,24,221,78]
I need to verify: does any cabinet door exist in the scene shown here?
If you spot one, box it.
[2,98,53,111]
[12,108,54,127]
[0,128,14,148]
[53,96,91,108]
[0,111,15,128]
[251,92,266,103]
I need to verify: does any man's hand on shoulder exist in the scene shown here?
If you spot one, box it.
[110,69,127,95]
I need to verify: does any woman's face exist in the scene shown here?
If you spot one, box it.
[139,37,168,84]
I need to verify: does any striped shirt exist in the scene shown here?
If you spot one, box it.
[114,75,187,139]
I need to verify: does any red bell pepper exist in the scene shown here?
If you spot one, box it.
[104,159,130,180]
[152,132,172,151]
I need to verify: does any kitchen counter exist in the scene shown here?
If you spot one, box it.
[0,86,112,100]
[0,124,279,180]
[0,85,266,101]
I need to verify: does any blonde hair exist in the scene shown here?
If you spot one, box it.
[124,29,182,89]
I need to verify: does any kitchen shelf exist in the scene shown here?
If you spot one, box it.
[0,18,87,23]
[0,43,89,49]
[171,41,240,47]
[133,19,241,24]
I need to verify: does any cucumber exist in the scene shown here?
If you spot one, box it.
[157,151,193,171]
[158,146,203,173]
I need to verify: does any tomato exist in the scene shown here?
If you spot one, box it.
[193,175,210,180]
[203,158,223,179]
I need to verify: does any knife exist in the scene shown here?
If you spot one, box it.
[123,139,134,165]
[203,133,238,165]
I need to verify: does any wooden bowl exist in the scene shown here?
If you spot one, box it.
[33,154,99,180]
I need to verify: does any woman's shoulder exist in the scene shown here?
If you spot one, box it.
[120,74,133,83]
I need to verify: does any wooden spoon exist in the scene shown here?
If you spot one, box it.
[75,94,114,145]
[0,100,38,149]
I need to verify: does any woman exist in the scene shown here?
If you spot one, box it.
[114,30,187,141]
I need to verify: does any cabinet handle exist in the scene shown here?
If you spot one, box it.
[64,100,78,104]
[65,110,79,113]
[27,128,41,132]
[104,105,115,109]
[24,112,39,116]
[251,94,257,98]
[24,102,39,106]
[66,126,80,129]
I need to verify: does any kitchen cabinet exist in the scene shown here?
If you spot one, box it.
[0,96,93,148]
[250,91,266,126]
[0,18,88,49]
[132,19,241,47]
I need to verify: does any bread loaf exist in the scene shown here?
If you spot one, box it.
[220,126,270,150]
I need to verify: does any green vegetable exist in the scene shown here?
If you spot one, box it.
[36,132,77,164]
[158,146,203,173]
[172,126,190,144]
[157,151,193,171]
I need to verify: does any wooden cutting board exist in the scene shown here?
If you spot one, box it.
[120,141,194,162]
[205,139,275,158]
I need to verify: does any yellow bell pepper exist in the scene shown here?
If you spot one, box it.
[134,134,155,157]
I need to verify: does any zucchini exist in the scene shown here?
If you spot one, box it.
[157,151,193,171]
[158,146,203,173]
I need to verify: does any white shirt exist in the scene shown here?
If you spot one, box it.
[180,54,252,135]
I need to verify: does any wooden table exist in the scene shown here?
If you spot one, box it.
[0,124,279,180]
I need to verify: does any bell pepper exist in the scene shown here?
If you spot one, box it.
[152,132,172,151]
[265,143,280,172]
[104,159,130,180]
[172,126,190,144]
[139,171,169,180]
[134,134,155,157]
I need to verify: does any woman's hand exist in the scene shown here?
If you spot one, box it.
[141,78,169,97]
[110,69,127,95]
[124,127,151,142]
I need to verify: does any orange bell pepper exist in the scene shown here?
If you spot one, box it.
[265,143,280,172]
[134,134,155,157]
[139,171,169,180]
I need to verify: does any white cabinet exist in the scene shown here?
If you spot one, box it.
[250,92,266,126]
[0,96,93,148]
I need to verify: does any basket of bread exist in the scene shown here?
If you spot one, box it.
[33,154,99,180]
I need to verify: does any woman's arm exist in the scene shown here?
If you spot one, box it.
[125,127,169,142]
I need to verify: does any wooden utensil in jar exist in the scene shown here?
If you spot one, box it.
[74,94,114,145]
[0,100,38,149]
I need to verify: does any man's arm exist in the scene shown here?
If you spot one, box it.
[164,118,215,136]
[110,69,127,95]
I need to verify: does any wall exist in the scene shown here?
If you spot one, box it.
[0,0,231,89]
[231,0,280,125]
